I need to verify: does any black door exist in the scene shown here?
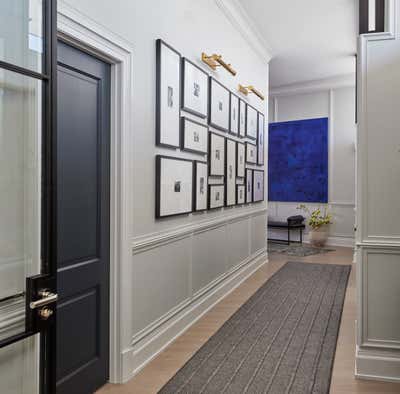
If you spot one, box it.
[56,41,111,394]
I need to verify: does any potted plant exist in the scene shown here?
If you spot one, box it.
[297,204,332,247]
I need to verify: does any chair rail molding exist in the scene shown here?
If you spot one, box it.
[58,0,134,383]
[214,0,273,65]
[132,207,268,255]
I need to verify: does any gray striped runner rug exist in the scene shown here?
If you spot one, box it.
[158,261,351,394]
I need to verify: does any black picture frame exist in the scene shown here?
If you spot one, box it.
[181,57,209,119]
[208,184,225,210]
[229,92,240,136]
[245,141,257,164]
[208,131,225,176]
[245,103,258,140]
[181,116,208,155]
[238,99,246,138]
[208,77,230,132]
[253,169,265,202]
[156,39,182,149]
[257,112,265,165]
[225,137,237,207]
[236,184,246,205]
[245,168,253,204]
[155,155,193,218]
[193,160,208,212]
[236,141,245,178]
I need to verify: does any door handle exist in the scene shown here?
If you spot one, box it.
[29,290,58,310]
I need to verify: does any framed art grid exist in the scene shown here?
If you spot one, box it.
[225,138,237,206]
[208,77,230,132]
[193,160,208,211]
[209,132,225,176]
[181,117,208,155]
[253,169,265,202]
[229,92,239,136]
[246,103,258,140]
[208,184,225,210]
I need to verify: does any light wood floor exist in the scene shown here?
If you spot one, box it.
[97,246,400,394]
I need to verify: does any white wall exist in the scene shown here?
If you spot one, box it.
[61,0,270,382]
[356,1,400,383]
[268,81,356,246]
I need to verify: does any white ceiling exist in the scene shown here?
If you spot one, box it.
[238,0,357,88]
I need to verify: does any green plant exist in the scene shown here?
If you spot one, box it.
[297,204,332,230]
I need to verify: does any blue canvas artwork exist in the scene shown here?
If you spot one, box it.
[268,118,328,203]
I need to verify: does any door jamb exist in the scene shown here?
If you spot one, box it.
[57,1,133,383]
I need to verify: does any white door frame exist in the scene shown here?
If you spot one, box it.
[57,1,133,383]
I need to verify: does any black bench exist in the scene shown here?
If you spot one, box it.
[268,216,305,245]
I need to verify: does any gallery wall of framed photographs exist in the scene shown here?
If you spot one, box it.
[155,38,266,218]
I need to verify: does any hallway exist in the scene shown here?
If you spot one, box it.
[97,247,400,394]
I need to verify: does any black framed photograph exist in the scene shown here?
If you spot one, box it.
[209,132,225,176]
[236,142,245,178]
[181,117,208,155]
[246,141,257,164]
[257,112,265,165]
[253,170,264,202]
[225,138,237,206]
[239,99,246,138]
[156,39,181,148]
[182,58,208,118]
[246,104,258,140]
[208,184,225,209]
[156,155,193,218]
[246,168,253,203]
[209,77,230,132]
[229,93,239,136]
[236,184,245,204]
[193,161,208,211]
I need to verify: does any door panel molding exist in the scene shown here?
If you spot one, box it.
[57,1,134,384]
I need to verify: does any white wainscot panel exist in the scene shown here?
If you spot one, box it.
[362,248,400,349]
[226,218,250,271]
[132,237,191,334]
[250,212,267,254]
[192,226,228,295]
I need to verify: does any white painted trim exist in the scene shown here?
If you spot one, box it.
[57,1,134,383]
[132,207,267,254]
[214,0,273,64]
[356,346,400,383]
[270,73,356,97]
[121,247,268,382]
[328,89,334,203]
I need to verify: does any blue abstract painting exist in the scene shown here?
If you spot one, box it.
[268,118,328,203]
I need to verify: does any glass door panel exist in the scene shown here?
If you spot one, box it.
[0,68,42,334]
[0,334,40,394]
[0,0,44,73]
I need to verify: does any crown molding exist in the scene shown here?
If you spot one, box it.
[270,73,356,97]
[214,0,273,65]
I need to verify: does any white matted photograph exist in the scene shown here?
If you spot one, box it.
[229,93,239,135]
[246,142,257,164]
[156,39,181,148]
[257,112,265,165]
[181,117,208,155]
[239,99,246,138]
[236,142,245,178]
[209,132,225,176]
[209,78,230,132]
[246,104,258,140]
[156,155,193,218]
[208,184,225,209]
[246,168,253,203]
[253,170,264,202]
[182,58,208,118]
[193,161,208,211]
[236,184,245,204]
[225,138,237,206]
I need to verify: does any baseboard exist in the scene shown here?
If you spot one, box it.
[356,347,400,383]
[120,248,268,383]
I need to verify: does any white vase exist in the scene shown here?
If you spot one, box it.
[309,225,329,247]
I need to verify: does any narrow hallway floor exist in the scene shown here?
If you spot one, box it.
[97,246,400,394]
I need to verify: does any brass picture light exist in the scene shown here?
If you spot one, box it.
[201,52,237,76]
[238,84,265,101]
